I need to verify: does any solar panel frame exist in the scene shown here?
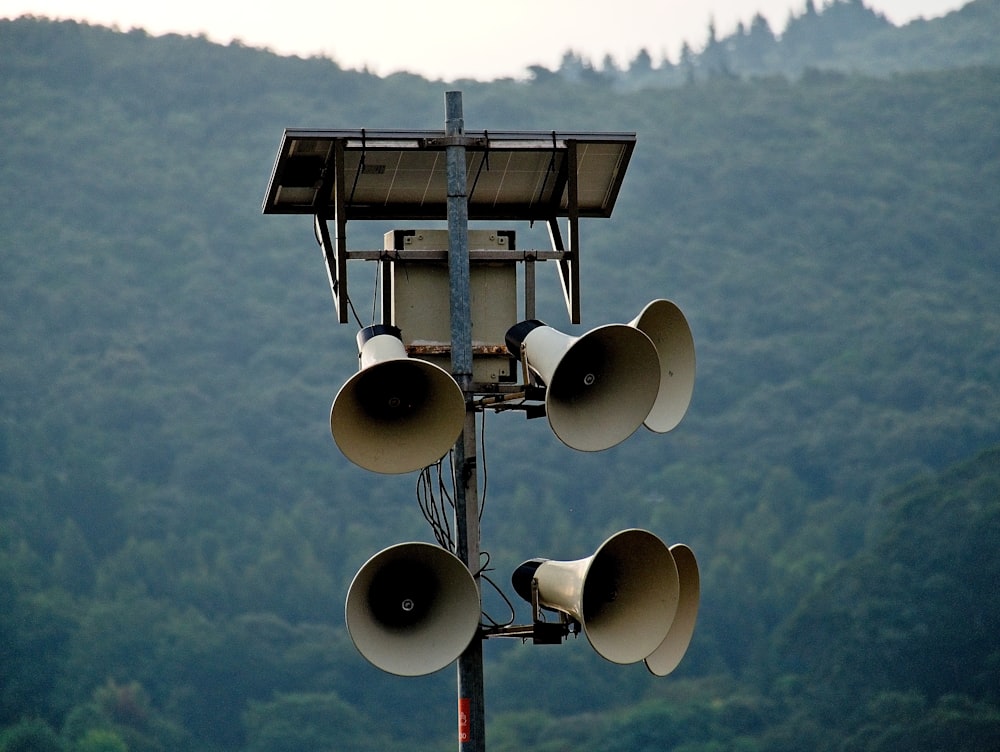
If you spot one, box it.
[261,129,636,220]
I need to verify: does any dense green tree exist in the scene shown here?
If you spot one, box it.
[60,680,190,752]
[243,693,393,752]
[75,730,127,752]
[774,447,1000,726]
[730,14,777,73]
[0,720,65,752]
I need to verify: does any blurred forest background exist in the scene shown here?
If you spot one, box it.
[2,1,999,750]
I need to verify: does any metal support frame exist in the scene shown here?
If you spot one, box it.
[313,178,586,331]
[312,139,350,324]
[278,95,637,752]
[444,91,485,752]
[318,236,581,327]
[551,139,582,325]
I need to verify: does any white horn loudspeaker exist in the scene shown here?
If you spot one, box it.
[511,529,680,664]
[628,299,696,434]
[345,541,481,677]
[504,320,661,452]
[330,324,466,474]
[645,543,700,676]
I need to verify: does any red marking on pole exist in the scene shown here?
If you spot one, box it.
[458,697,471,743]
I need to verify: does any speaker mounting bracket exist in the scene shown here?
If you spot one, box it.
[482,576,577,644]
[480,618,574,644]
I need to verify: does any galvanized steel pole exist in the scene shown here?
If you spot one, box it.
[445,90,486,752]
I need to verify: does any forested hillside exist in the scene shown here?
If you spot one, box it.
[531,0,1000,86]
[1,13,999,752]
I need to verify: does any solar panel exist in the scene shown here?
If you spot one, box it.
[262,129,635,220]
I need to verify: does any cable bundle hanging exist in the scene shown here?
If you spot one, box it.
[417,454,456,551]
[478,549,517,630]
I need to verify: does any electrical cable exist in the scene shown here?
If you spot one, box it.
[478,408,488,521]
[371,258,381,325]
[476,550,514,628]
[347,295,363,329]
[411,389,520,629]
[417,457,455,552]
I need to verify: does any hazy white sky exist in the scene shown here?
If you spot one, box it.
[1,0,970,80]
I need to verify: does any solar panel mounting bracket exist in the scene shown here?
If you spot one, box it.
[263,128,635,325]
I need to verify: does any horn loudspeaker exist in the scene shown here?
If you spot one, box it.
[505,321,660,451]
[345,541,480,676]
[511,529,680,664]
[331,325,466,474]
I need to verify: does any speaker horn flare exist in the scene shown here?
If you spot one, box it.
[331,325,466,474]
[628,299,696,434]
[346,542,480,676]
[645,542,700,676]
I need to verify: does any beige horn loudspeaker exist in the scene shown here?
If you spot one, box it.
[331,324,466,474]
[505,320,661,452]
[511,529,680,664]
[644,543,700,677]
[629,299,696,434]
[345,542,481,677]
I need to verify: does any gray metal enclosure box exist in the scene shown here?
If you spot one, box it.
[387,229,517,385]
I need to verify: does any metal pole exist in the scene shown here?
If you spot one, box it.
[445,90,486,752]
